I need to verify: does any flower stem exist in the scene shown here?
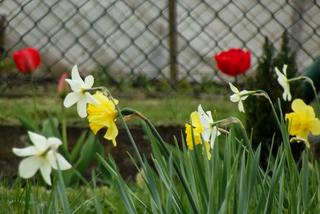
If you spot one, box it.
[289,76,320,114]
[60,100,70,158]
[29,73,39,121]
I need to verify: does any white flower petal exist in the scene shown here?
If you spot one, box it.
[84,75,94,89]
[12,146,38,157]
[210,127,221,149]
[28,131,48,152]
[197,105,210,128]
[77,98,87,118]
[63,92,82,108]
[71,65,83,82]
[229,82,239,93]
[47,137,62,150]
[230,94,239,103]
[201,128,211,141]
[206,111,214,123]
[40,161,52,185]
[238,101,245,112]
[65,79,82,92]
[241,95,249,101]
[47,151,72,170]
[85,92,98,105]
[18,156,42,179]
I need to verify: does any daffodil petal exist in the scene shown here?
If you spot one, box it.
[230,94,239,102]
[77,98,87,118]
[201,128,211,141]
[64,92,81,108]
[40,161,52,185]
[71,65,83,82]
[104,123,118,146]
[65,79,82,92]
[12,146,38,157]
[229,82,239,93]
[28,131,48,152]
[46,151,72,170]
[19,156,42,179]
[310,119,320,135]
[47,137,62,150]
[85,92,98,105]
[238,101,245,112]
[291,99,306,113]
[84,75,94,89]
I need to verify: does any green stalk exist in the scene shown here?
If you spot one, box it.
[23,180,31,214]
[289,76,320,114]
[60,100,70,158]
[30,73,39,122]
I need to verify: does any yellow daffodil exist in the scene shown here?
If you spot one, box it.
[87,91,119,146]
[275,64,291,101]
[285,99,320,147]
[185,111,204,150]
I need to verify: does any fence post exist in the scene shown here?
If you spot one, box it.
[168,0,178,85]
[0,15,5,55]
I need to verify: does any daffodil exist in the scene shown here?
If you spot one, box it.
[275,64,291,101]
[229,82,249,113]
[285,99,320,147]
[64,65,97,118]
[185,106,220,160]
[87,91,119,146]
[12,131,72,185]
[197,105,221,148]
[185,111,204,150]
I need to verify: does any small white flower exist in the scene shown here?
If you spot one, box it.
[229,82,249,113]
[63,65,97,118]
[12,131,72,185]
[197,105,221,148]
[275,64,291,101]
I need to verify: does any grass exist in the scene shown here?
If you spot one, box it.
[0,95,240,126]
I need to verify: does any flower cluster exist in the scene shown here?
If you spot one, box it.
[227,63,320,148]
[13,64,120,185]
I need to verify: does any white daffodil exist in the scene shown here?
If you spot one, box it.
[275,64,291,101]
[197,105,221,148]
[229,82,249,113]
[63,65,97,118]
[12,131,72,185]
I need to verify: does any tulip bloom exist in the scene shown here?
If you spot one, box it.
[214,48,251,76]
[13,47,41,73]
[57,72,69,98]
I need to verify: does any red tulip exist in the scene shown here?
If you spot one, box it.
[214,48,251,76]
[13,47,41,73]
[57,72,69,98]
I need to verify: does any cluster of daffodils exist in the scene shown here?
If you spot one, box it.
[229,64,320,148]
[13,65,120,185]
[185,105,220,159]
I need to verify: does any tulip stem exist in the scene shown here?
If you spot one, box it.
[29,73,39,122]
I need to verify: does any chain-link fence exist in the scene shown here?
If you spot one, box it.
[1,0,320,86]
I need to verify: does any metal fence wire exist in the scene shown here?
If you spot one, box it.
[1,0,320,85]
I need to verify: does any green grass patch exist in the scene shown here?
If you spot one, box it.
[0,95,240,126]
